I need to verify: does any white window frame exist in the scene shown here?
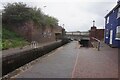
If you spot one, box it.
[117,7,120,19]
[107,16,109,24]
[116,26,120,40]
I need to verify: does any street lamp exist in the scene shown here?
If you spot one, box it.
[62,24,64,28]
[44,5,46,7]
[42,5,47,14]
[93,20,95,26]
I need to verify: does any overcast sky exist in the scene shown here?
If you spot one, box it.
[0,0,118,32]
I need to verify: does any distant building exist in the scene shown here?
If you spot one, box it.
[89,21,104,41]
[53,26,65,40]
[65,31,89,40]
[104,1,120,48]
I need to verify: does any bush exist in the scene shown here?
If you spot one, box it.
[2,2,58,27]
[2,27,29,50]
[2,2,59,50]
[44,15,58,27]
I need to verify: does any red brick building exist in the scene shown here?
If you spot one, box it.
[89,26,104,41]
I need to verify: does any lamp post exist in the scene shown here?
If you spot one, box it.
[93,20,95,27]
[62,24,64,28]
[42,5,47,15]
[43,6,47,8]
[62,24,65,39]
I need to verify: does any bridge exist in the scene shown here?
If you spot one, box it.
[65,31,90,41]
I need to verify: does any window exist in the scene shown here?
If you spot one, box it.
[116,26,120,40]
[117,8,120,18]
[107,17,109,24]
[106,29,109,38]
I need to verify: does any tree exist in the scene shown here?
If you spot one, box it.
[3,2,30,24]
[44,15,58,27]
[2,2,59,28]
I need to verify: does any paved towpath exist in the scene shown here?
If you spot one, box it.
[12,41,118,78]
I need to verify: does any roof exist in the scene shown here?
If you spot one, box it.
[105,3,120,18]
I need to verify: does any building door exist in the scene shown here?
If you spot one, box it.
[110,30,113,44]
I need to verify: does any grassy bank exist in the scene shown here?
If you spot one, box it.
[2,27,29,50]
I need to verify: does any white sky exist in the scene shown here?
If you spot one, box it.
[0,0,118,31]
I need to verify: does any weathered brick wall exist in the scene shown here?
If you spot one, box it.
[89,26,104,41]
[10,21,63,43]
[53,26,64,40]
[96,29,104,40]
[11,21,34,41]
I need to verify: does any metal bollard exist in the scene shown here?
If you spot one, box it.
[31,41,38,48]
[97,41,100,51]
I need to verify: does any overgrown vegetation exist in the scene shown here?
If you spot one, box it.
[2,27,29,50]
[0,31,1,50]
[2,2,58,27]
[2,2,59,50]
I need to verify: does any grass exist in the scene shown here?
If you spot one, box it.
[2,27,29,50]
[0,40,2,50]
[0,26,2,50]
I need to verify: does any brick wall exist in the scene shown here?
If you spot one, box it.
[10,21,63,43]
[89,26,104,41]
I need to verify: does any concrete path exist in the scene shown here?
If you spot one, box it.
[12,41,118,78]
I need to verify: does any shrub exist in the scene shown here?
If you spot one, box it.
[2,2,58,27]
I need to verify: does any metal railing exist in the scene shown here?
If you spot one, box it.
[91,37,100,51]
